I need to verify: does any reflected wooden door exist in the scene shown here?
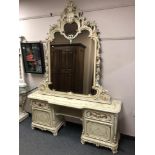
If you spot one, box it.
[50,44,85,94]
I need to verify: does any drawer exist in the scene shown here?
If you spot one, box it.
[84,110,113,123]
[31,100,50,110]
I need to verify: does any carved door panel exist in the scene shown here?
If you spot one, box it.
[32,109,52,127]
[85,120,111,142]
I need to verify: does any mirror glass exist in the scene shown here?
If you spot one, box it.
[64,22,78,36]
[48,30,95,95]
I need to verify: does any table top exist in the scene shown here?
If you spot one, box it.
[28,90,122,114]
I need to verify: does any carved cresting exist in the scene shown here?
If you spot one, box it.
[62,0,77,24]
[38,0,111,102]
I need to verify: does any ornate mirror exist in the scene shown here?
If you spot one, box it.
[38,0,111,103]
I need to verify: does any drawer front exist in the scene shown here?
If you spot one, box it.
[85,120,111,142]
[32,109,52,127]
[31,100,50,110]
[84,110,113,123]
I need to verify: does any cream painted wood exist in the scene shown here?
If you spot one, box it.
[31,99,64,136]
[37,0,112,102]
[28,1,122,154]
[81,110,119,153]
[29,91,121,113]
[28,91,121,153]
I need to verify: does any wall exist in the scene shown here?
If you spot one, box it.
[20,3,135,136]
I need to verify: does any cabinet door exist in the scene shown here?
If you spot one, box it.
[84,120,111,142]
[32,109,52,127]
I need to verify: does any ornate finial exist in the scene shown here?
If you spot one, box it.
[66,0,75,10]
[67,0,74,6]
[61,0,77,23]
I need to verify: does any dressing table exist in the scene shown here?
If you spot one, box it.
[28,0,122,153]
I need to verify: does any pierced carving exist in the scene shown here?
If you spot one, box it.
[38,0,111,102]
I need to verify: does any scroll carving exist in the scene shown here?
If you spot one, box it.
[85,110,112,123]
[38,0,111,102]
[32,100,50,110]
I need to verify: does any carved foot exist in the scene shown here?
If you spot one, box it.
[31,126,34,130]
[112,148,118,154]
[96,143,100,147]
[53,132,58,136]
[81,139,85,144]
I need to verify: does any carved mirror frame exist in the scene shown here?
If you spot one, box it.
[38,0,111,103]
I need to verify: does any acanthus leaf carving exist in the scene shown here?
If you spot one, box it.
[37,0,112,103]
[85,110,112,122]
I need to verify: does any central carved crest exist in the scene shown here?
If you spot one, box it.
[38,0,111,103]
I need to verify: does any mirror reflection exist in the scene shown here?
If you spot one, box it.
[64,22,78,36]
[49,30,95,95]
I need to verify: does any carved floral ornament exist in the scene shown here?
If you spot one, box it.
[38,0,111,103]
[85,110,112,122]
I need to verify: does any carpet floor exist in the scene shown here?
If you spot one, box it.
[19,116,135,155]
